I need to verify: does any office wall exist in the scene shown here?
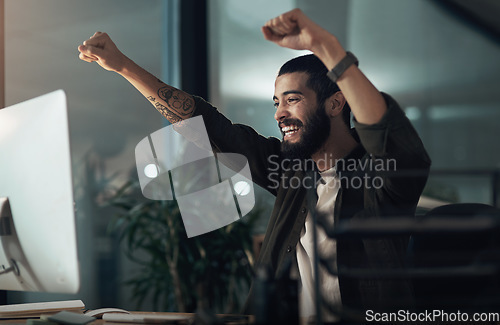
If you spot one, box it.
[5,0,165,309]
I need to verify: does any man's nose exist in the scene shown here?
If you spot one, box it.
[274,103,290,122]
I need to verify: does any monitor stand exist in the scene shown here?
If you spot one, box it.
[0,198,20,277]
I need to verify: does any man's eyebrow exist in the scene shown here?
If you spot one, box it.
[272,90,304,101]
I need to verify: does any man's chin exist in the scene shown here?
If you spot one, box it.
[282,138,298,146]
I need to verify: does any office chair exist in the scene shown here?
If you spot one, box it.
[409,203,500,311]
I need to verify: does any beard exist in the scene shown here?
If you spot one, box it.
[280,105,331,160]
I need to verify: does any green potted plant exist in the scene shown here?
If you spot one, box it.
[105,180,259,313]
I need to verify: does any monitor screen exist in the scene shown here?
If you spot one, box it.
[0,90,80,293]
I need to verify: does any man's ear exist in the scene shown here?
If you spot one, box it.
[325,91,346,118]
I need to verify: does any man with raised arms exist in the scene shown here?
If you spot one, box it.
[79,8,430,323]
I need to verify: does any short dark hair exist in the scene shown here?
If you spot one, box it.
[278,54,352,129]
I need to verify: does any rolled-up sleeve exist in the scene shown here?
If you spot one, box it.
[354,93,429,162]
[353,92,431,204]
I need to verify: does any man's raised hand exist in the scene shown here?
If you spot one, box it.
[262,8,333,53]
[78,32,128,72]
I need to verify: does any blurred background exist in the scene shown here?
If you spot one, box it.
[1,0,499,312]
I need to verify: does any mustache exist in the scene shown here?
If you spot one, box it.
[279,118,304,129]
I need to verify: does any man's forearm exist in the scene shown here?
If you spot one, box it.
[312,35,387,126]
[117,57,195,124]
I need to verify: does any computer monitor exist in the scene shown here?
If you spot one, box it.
[0,90,80,293]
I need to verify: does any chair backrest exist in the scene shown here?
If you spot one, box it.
[426,203,500,217]
[410,203,500,311]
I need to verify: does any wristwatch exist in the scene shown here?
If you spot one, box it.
[326,51,359,82]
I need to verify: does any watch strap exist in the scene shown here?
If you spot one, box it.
[326,51,359,82]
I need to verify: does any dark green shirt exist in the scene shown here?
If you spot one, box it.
[193,92,431,314]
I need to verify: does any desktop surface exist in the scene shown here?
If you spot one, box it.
[0,311,253,325]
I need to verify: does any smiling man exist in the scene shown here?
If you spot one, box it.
[273,58,357,168]
[79,8,431,323]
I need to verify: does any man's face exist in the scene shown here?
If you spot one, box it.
[273,72,330,159]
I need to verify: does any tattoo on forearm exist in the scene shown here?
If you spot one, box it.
[148,85,194,123]
[157,86,194,117]
[154,102,182,124]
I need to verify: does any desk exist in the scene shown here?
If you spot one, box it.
[0,312,253,325]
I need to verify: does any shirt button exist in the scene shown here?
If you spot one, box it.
[286,246,292,253]
[301,207,307,213]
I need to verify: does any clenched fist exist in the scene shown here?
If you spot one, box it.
[262,8,333,52]
[78,32,129,72]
